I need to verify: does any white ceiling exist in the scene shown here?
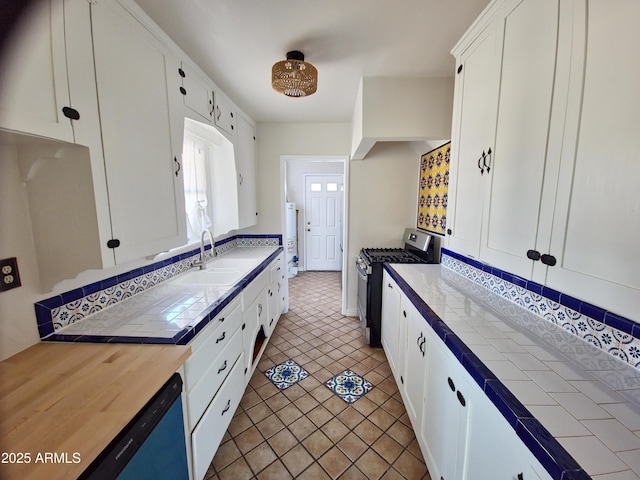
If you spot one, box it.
[133,0,491,124]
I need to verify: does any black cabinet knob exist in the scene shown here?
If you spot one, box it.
[526,249,541,261]
[540,254,557,266]
[62,106,80,120]
[107,239,120,248]
[457,390,466,407]
[447,377,455,392]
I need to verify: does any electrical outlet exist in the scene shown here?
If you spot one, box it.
[0,257,21,292]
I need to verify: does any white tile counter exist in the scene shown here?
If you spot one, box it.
[54,247,280,344]
[388,263,640,480]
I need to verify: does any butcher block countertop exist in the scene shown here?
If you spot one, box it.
[0,342,190,480]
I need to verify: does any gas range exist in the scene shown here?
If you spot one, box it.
[360,248,425,266]
[356,229,439,347]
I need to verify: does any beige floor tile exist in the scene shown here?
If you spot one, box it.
[281,444,314,477]
[207,272,428,479]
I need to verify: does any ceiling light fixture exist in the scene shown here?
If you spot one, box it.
[272,50,317,97]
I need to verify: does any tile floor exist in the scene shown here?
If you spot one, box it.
[204,271,431,480]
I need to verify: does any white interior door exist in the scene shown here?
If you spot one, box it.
[304,175,343,271]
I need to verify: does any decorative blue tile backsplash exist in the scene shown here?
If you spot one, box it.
[35,235,281,340]
[441,248,640,369]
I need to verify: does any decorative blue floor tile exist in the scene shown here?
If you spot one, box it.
[264,360,309,389]
[325,370,373,403]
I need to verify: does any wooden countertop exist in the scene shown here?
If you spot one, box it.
[0,342,190,480]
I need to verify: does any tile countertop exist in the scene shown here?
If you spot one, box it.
[387,263,640,480]
[54,247,281,345]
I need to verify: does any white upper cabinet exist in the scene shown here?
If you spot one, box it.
[213,91,236,137]
[479,0,559,278]
[446,20,500,259]
[449,0,639,320]
[542,0,640,321]
[84,0,187,263]
[448,0,559,276]
[0,0,74,142]
[236,114,258,229]
[177,61,215,124]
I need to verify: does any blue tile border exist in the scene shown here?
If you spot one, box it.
[440,248,640,369]
[384,263,593,480]
[35,234,282,345]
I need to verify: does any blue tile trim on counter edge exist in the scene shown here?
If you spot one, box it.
[384,264,591,480]
[35,234,282,345]
[441,248,639,340]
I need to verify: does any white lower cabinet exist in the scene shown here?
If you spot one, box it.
[381,274,552,480]
[241,266,271,378]
[191,352,245,480]
[183,252,286,480]
[402,296,429,434]
[466,385,551,480]
[381,271,404,381]
[422,337,472,480]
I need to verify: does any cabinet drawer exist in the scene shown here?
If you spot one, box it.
[191,353,245,480]
[183,300,242,392]
[241,269,269,310]
[269,255,284,283]
[186,326,243,430]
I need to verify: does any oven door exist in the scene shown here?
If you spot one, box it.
[356,256,370,344]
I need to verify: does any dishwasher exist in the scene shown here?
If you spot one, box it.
[79,373,189,480]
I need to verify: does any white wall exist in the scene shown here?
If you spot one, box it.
[345,142,420,315]
[247,123,352,236]
[0,144,45,359]
[249,122,420,316]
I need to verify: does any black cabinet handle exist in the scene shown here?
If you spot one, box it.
[403,310,407,318]
[221,399,231,415]
[417,332,424,351]
[527,249,541,261]
[541,254,557,266]
[483,148,492,173]
[517,474,524,480]
[218,316,225,323]
[387,283,393,288]
[478,151,485,175]
[217,360,227,374]
[457,390,466,407]
[216,331,226,343]
[174,156,181,177]
[447,377,455,392]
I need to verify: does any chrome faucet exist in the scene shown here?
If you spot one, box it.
[194,229,216,270]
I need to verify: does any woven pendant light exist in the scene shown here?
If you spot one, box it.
[272,51,317,97]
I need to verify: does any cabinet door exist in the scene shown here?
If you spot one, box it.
[236,114,258,228]
[447,23,500,259]
[545,0,640,321]
[179,62,214,123]
[466,379,551,480]
[243,287,268,376]
[422,338,472,480]
[381,272,403,381]
[0,0,74,142]
[90,0,186,263]
[402,297,428,436]
[479,0,559,278]
[213,91,236,136]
